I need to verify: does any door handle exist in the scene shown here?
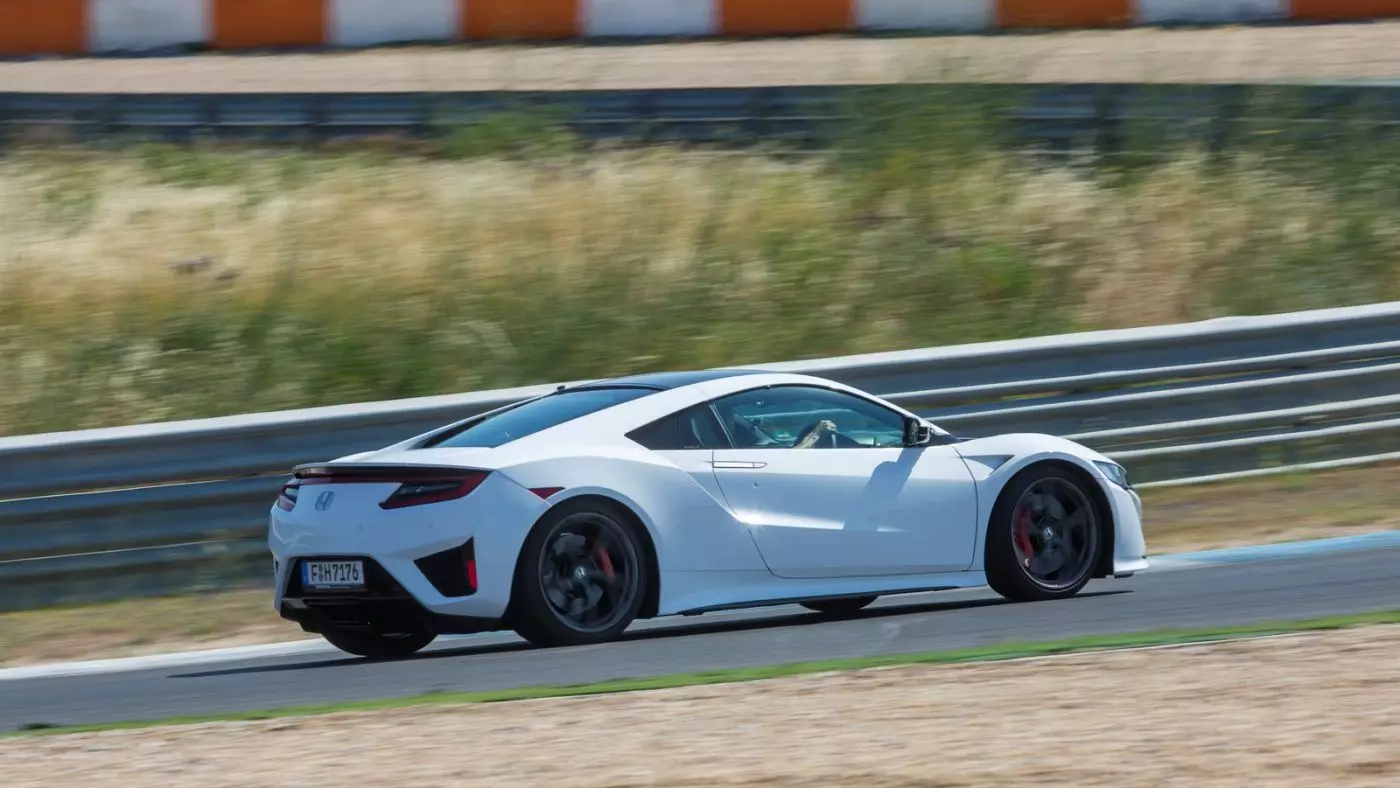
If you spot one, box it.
[713,460,767,469]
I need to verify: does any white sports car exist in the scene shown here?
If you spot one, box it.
[269,369,1148,658]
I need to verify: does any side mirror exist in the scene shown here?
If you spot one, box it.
[902,416,933,446]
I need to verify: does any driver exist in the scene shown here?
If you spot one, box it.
[793,419,839,449]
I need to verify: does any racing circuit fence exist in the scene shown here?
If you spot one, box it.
[9,82,1400,156]
[2,301,1400,612]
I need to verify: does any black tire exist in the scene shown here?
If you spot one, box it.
[800,596,878,616]
[985,465,1104,603]
[510,498,650,648]
[320,628,435,660]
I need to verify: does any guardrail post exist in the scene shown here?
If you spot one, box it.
[414,92,432,139]
[307,93,329,144]
[1209,85,1247,157]
[0,92,10,149]
[635,89,657,146]
[96,92,120,145]
[198,93,219,144]
[1093,84,1125,161]
[748,87,772,147]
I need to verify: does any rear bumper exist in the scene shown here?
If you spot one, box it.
[280,598,501,637]
[278,555,503,636]
[268,471,551,622]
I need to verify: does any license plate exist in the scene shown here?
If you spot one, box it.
[301,560,365,590]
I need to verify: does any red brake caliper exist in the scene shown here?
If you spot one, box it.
[1012,504,1035,567]
[593,539,616,581]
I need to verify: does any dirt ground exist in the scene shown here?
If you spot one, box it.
[6,22,1400,93]
[3,624,1399,786]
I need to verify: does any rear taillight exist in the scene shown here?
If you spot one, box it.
[379,471,490,510]
[276,480,300,511]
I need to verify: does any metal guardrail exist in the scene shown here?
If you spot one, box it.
[2,301,1399,611]
[6,83,1400,152]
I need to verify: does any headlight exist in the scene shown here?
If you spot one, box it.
[1094,461,1131,489]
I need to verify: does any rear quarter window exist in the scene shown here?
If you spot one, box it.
[422,387,658,449]
[626,406,730,450]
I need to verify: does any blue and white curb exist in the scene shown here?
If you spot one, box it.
[1147,529,1400,570]
[3,529,1397,683]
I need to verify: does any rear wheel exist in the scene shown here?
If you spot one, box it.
[985,465,1103,602]
[800,596,878,616]
[320,628,435,660]
[510,499,649,648]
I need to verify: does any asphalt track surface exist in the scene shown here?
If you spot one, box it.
[3,546,1398,731]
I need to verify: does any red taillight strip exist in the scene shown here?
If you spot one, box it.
[295,474,456,485]
[378,472,491,510]
[283,466,491,510]
[280,467,492,512]
[275,480,299,511]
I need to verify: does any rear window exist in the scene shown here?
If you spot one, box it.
[420,387,658,449]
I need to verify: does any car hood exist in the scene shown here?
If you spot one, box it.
[952,432,1114,466]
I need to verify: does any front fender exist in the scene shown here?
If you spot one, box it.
[952,433,1128,572]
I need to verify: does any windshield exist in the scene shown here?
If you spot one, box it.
[420,387,658,449]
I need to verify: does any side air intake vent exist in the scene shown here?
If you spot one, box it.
[414,539,478,598]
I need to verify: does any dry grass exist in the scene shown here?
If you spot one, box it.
[0,591,294,668]
[1139,463,1400,553]
[5,624,1400,786]
[3,136,1397,436]
[1,464,1394,668]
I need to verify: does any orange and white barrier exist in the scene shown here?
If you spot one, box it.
[2,0,1399,56]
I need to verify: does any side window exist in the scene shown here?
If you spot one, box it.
[711,386,907,449]
[626,416,678,451]
[627,406,731,450]
[677,405,729,450]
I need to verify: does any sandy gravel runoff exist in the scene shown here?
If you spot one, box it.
[4,625,1400,787]
[5,22,1400,94]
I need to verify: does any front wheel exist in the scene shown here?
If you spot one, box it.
[985,466,1103,603]
[321,628,436,660]
[510,499,649,648]
[800,596,878,616]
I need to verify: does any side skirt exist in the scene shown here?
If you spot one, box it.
[658,569,991,618]
[676,585,963,616]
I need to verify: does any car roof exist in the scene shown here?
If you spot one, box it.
[571,368,773,391]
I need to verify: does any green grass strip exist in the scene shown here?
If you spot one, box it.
[10,608,1400,738]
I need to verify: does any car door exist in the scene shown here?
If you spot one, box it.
[626,402,732,503]
[623,403,776,573]
[708,385,979,579]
